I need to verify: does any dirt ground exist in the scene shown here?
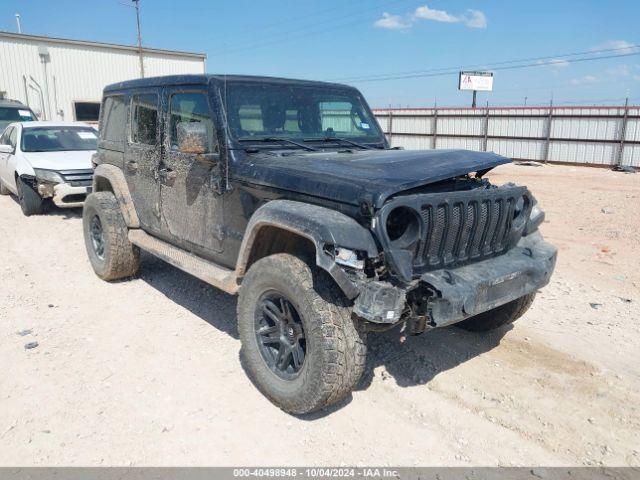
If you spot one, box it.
[0,163,638,466]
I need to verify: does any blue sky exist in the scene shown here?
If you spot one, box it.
[1,0,639,107]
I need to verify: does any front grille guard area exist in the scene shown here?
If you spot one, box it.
[58,169,94,187]
[374,185,533,283]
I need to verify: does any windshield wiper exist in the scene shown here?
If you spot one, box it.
[303,137,374,150]
[238,137,317,152]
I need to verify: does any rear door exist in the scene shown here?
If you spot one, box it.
[158,88,224,254]
[124,91,162,234]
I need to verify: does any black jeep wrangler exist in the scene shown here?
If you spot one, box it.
[83,75,556,414]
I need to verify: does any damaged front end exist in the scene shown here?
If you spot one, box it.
[345,180,557,334]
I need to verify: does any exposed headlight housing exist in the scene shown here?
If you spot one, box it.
[33,169,64,184]
[524,204,545,236]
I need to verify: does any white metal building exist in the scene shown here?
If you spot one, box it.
[0,31,206,123]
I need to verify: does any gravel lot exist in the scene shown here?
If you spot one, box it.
[0,163,638,466]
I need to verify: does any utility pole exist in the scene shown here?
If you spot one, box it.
[472,90,477,108]
[132,0,144,78]
[15,13,21,33]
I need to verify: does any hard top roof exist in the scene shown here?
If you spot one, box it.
[103,74,357,93]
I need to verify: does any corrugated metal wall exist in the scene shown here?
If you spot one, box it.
[374,106,640,168]
[0,33,205,122]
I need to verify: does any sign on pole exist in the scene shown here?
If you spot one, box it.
[458,71,494,92]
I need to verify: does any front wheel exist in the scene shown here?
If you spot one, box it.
[82,192,140,281]
[16,177,45,216]
[456,292,537,332]
[237,253,366,415]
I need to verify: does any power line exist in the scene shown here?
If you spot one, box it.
[338,50,640,84]
[331,44,640,83]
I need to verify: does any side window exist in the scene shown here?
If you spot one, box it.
[131,94,159,145]
[169,92,217,153]
[0,127,10,145]
[100,95,127,142]
[8,127,17,148]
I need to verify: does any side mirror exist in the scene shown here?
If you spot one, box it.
[0,144,14,154]
[177,122,207,155]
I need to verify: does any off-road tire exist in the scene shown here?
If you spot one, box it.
[16,177,45,216]
[83,192,140,281]
[456,292,537,332]
[0,180,10,195]
[238,253,367,415]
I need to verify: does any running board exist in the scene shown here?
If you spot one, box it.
[128,229,239,294]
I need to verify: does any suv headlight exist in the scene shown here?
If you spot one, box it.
[524,204,545,235]
[33,169,64,184]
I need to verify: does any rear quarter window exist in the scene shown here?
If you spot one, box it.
[100,95,127,143]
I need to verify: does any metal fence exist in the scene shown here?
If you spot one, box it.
[373,104,640,168]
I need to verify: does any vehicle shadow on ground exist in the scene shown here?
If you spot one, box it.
[357,323,511,390]
[6,195,83,219]
[136,252,239,339]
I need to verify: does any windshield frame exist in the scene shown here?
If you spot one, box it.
[20,126,98,153]
[221,81,387,150]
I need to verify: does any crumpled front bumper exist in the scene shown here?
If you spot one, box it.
[353,231,557,327]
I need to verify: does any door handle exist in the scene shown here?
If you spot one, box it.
[125,160,139,173]
[159,167,177,186]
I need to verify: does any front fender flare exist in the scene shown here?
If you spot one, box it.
[236,200,379,299]
[92,164,140,228]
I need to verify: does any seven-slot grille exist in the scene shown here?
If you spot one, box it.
[414,189,525,272]
[58,169,93,187]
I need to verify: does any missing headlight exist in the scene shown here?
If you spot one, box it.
[386,206,420,248]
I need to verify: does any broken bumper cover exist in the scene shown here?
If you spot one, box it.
[354,231,557,327]
[52,183,90,208]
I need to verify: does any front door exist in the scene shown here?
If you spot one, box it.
[159,89,224,254]
[0,127,17,191]
[124,92,162,234]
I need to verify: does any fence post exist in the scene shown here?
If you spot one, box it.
[616,97,629,167]
[543,99,553,163]
[387,110,393,146]
[483,101,489,151]
[432,107,438,150]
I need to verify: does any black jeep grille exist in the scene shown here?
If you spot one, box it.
[380,186,530,279]
[58,169,93,187]
[418,195,516,270]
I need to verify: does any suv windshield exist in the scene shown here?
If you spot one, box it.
[21,127,98,152]
[223,82,383,145]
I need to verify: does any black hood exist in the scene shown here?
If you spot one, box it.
[233,149,510,208]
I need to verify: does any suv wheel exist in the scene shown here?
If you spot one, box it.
[456,292,536,332]
[16,177,46,216]
[83,192,140,281]
[238,253,367,415]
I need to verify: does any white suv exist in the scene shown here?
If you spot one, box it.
[0,121,97,216]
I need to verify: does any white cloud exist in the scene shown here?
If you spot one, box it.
[606,64,631,77]
[463,9,487,28]
[414,5,459,23]
[375,4,487,31]
[570,75,599,86]
[592,40,637,54]
[374,12,412,30]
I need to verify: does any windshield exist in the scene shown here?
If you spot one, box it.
[0,107,35,122]
[223,82,383,144]
[21,127,98,152]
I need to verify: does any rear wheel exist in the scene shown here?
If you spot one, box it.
[456,292,536,332]
[83,192,140,281]
[238,253,366,415]
[16,177,45,216]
